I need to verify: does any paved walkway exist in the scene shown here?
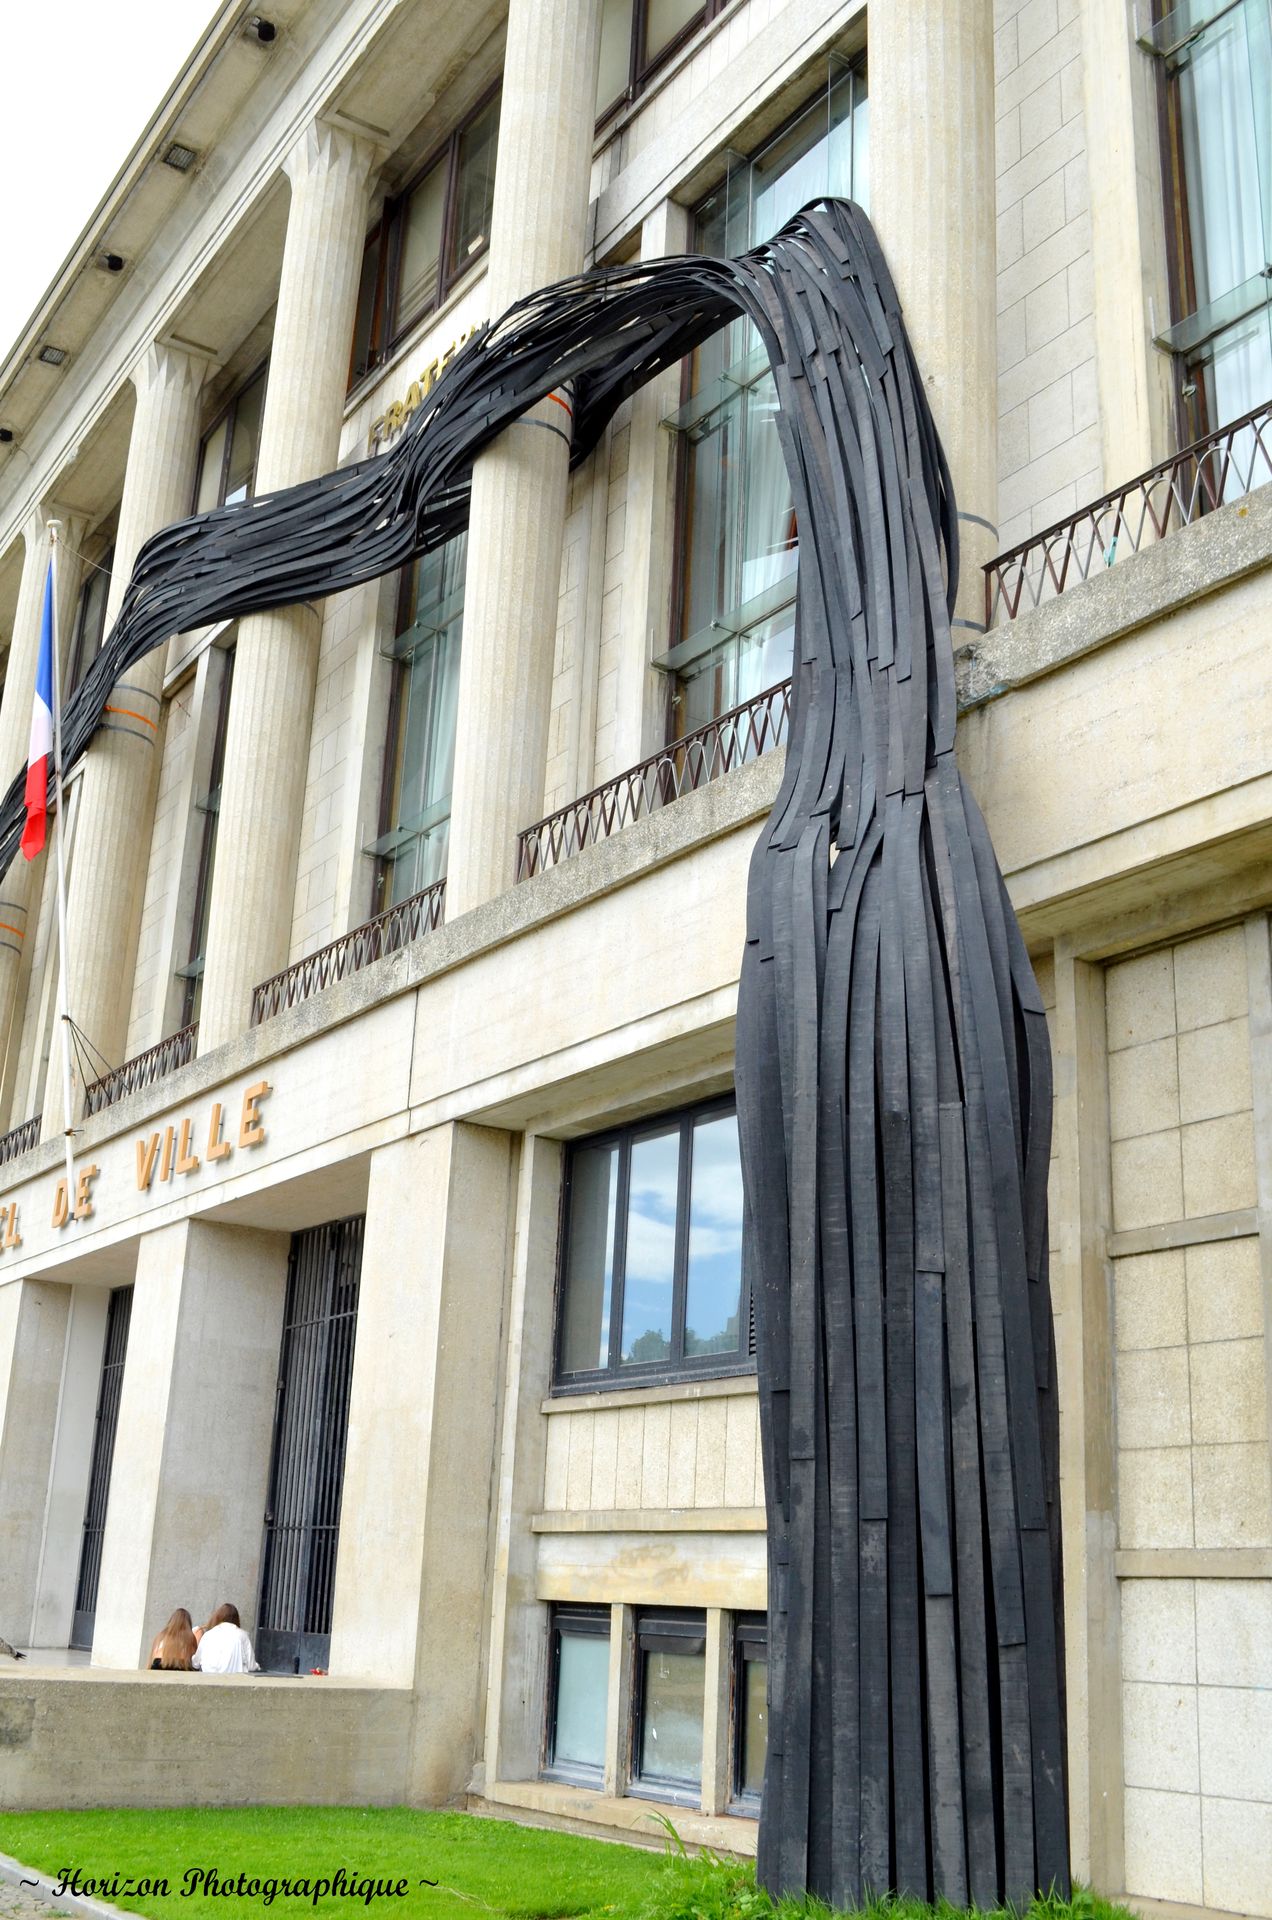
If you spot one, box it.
[0,1880,69,1917]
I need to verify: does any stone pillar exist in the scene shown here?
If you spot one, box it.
[869,0,998,639]
[41,343,210,1138]
[329,1122,515,1803]
[91,1219,288,1668]
[29,1285,109,1649]
[0,507,86,1120]
[444,0,603,916]
[0,1278,71,1645]
[196,121,380,1052]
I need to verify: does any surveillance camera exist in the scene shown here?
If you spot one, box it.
[246,15,277,41]
[0,428,14,445]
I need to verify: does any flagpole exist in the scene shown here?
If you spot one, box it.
[46,522,76,1206]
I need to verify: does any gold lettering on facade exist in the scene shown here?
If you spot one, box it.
[175,1117,200,1176]
[1,1203,20,1249]
[51,1181,69,1229]
[206,1102,232,1162]
[137,1133,161,1191]
[160,1124,176,1183]
[74,1165,99,1221]
[238,1080,271,1149]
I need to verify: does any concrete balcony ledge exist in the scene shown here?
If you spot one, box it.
[958,481,1272,710]
[0,1666,414,1810]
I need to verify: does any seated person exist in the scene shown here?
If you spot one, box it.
[148,1607,197,1670]
[192,1602,260,1674]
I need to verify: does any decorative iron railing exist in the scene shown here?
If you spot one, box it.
[0,1113,41,1166]
[984,399,1272,627]
[517,678,792,880]
[83,1023,199,1117]
[250,878,446,1025]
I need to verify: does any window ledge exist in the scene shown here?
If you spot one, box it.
[542,1373,757,1416]
[532,1507,765,1533]
[471,1779,756,1855]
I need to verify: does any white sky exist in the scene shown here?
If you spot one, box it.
[0,0,221,358]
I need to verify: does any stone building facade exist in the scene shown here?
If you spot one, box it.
[0,1,1269,1914]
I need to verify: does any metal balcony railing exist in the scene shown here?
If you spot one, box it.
[984,399,1272,627]
[0,1113,41,1166]
[83,1023,199,1117]
[250,878,446,1025]
[516,678,792,880]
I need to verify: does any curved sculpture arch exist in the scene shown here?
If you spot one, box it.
[0,201,1068,1909]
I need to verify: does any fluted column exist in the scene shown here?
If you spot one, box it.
[0,506,85,1115]
[869,0,997,638]
[41,344,210,1137]
[444,0,603,916]
[196,120,380,1052]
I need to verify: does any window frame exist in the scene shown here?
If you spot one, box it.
[543,1603,612,1787]
[729,1611,767,1814]
[597,0,731,128]
[629,1607,708,1804]
[349,83,501,390]
[552,1092,754,1394]
[192,361,269,513]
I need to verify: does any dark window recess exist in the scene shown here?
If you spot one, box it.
[256,1216,363,1673]
[596,0,729,123]
[554,1095,752,1391]
[193,364,268,513]
[367,531,467,910]
[71,1283,134,1651]
[67,547,114,696]
[732,1612,767,1810]
[350,89,500,386]
[631,1608,707,1800]
[544,1604,611,1783]
[177,644,236,1030]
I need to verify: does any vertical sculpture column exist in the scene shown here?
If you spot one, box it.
[869,0,998,637]
[197,120,379,1053]
[0,505,84,1115]
[443,0,603,916]
[40,344,210,1136]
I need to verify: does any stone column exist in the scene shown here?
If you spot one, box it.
[0,507,86,1121]
[29,1285,109,1649]
[91,1220,288,1668]
[329,1122,515,1804]
[196,121,380,1053]
[444,0,603,916]
[869,0,998,639]
[41,343,210,1138]
[0,1278,71,1644]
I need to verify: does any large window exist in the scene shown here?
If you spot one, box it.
[732,1613,767,1810]
[351,91,500,385]
[67,547,113,696]
[596,0,728,122]
[369,532,467,909]
[554,1096,749,1390]
[664,63,867,739]
[631,1609,707,1800]
[176,644,235,1030]
[194,365,267,512]
[545,1605,611,1784]
[1152,0,1272,444]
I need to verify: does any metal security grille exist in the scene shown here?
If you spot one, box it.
[256,1216,363,1672]
[71,1284,134,1650]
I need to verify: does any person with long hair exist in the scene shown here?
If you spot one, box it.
[191,1601,259,1674]
[147,1608,197,1671]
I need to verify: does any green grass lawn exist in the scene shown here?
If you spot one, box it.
[0,1806,1138,1920]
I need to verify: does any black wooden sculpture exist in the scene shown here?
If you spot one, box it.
[0,201,1067,1908]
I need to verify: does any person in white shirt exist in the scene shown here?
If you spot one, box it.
[191,1602,260,1674]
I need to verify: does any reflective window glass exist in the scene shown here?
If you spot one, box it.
[620,1128,680,1366]
[684,1112,744,1356]
[560,1145,620,1373]
[597,0,634,111]
[448,95,500,278]
[397,161,446,330]
[552,1622,610,1776]
[645,0,699,63]
[635,1614,705,1793]
[224,372,265,506]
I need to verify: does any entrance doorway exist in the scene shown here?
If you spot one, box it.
[256,1216,363,1672]
[71,1283,134,1651]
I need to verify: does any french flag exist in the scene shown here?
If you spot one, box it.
[20,564,54,862]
